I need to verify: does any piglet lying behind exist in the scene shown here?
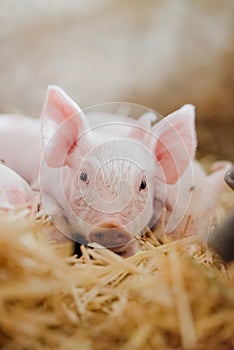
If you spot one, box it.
[0,164,35,210]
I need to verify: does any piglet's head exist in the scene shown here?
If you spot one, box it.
[40,85,197,257]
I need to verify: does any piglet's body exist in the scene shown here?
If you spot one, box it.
[0,164,35,210]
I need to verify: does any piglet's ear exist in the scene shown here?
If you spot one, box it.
[150,104,197,184]
[128,111,157,140]
[41,85,88,168]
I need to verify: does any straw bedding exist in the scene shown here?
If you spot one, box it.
[0,190,233,350]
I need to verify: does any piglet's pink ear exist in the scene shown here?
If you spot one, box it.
[128,111,157,140]
[41,85,88,168]
[151,104,197,184]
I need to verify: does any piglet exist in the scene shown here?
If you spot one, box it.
[38,86,230,257]
[163,160,231,238]
[0,164,35,210]
[0,114,40,186]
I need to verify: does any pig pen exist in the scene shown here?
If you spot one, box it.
[1,1,234,349]
[0,185,233,350]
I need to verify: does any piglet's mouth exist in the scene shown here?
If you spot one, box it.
[108,243,137,258]
[88,227,138,258]
[87,238,138,258]
[72,230,138,258]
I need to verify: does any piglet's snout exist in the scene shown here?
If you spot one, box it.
[89,225,132,248]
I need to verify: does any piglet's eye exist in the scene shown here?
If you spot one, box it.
[139,180,147,191]
[80,172,88,182]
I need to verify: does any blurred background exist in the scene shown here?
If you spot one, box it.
[0,0,233,160]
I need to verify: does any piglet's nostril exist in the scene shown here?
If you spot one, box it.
[96,232,105,240]
[117,232,126,241]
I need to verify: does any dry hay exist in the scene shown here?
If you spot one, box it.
[0,189,233,350]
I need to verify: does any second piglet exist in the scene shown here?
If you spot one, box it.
[0,163,35,210]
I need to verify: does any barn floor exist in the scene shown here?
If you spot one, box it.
[0,186,233,350]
